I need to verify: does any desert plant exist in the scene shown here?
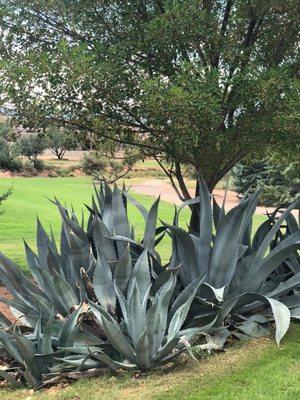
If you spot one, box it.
[0,184,196,387]
[165,176,300,345]
[0,181,299,389]
[70,270,212,372]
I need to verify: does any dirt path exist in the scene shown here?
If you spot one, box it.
[130,178,285,216]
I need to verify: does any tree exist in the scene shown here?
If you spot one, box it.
[45,125,77,159]
[16,135,45,169]
[0,122,22,171]
[0,1,299,231]
[232,160,300,207]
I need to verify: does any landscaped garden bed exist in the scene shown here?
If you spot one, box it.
[0,181,298,393]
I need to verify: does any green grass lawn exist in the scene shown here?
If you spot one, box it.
[0,324,299,400]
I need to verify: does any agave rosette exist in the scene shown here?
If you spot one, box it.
[165,176,300,344]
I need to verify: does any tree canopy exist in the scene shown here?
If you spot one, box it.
[45,125,78,159]
[0,1,299,223]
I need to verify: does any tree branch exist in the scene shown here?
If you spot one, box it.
[154,157,186,201]
[174,162,192,201]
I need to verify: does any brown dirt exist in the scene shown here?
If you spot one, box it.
[0,286,16,323]
[130,178,288,216]
[0,171,14,178]
[0,168,85,178]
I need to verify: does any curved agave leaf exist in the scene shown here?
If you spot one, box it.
[36,217,53,270]
[163,223,200,285]
[0,332,23,364]
[0,252,46,307]
[112,184,131,238]
[267,272,300,299]
[218,293,290,345]
[57,305,82,347]
[123,190,149,221]
[93,250,116,313]
[114,245,132,294]
[243,231,300,292]
[208,193,258,288]
[53,271,79,312]
[128,249,151,301]
[92,216,117,263]
[146,275,177,358]
[127,283,146,346]
[89,301,136,363]
[168,282,200,341]
[170,277,202,320]
[143,196,160,252]
[24,241,46,291]
[88,350,136,371]
[250,201,299,272]
[135,329,151,371]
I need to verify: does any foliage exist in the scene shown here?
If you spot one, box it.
[45,126,78,160]
[0,138,22,171]
[232,161,300,207]
[0,0,298,231]
[0,182,299,388]
[165,177,300,345]
[0,183,199,386]
[81,151,137,183]
[15,135,45,169]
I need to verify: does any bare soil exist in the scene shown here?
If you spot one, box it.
[130,178,283,216]
[0,286,15,322]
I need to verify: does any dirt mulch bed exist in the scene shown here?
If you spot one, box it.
[0,286,16,323]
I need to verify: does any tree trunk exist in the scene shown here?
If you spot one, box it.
[189,178,216,235]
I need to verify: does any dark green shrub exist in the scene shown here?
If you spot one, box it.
[16,135,45,169]
[232,161,300,207]
[0,139,22,171]
[81,152,108,176]
[81,151,128,182]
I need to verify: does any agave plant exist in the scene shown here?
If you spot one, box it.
[0,180,299,388]
[261,206,300,319]
[61,249,212,372]
[0,183,163,326]
[0,183,203,387]
[0,306,85,387]
[165,176,300,345]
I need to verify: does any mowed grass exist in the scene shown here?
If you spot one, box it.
[0,177,266,269]
[0,324,299,400]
